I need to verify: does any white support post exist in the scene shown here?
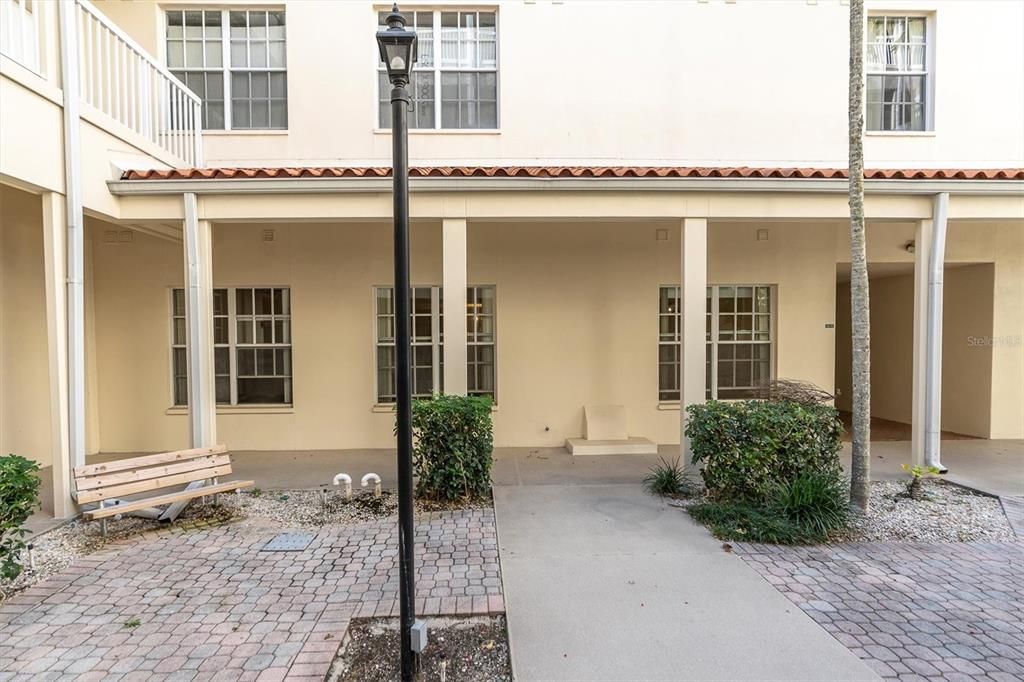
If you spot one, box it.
[925,193,949,472]
[911,193,950,473]
[442,217,468,396]
[59,0,86,474]
[41,193,74,519]
[182,193,216,447]
[680,218,708,472]
[911,219,932,468]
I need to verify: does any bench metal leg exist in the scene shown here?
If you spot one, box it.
[159,480,206,522]
[101,518,107,538]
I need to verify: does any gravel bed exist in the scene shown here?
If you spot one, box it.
[216,488,491,527]
[667,478,1015,544]
[328,615,511,682]
[1,488,490,601]
[846,479,1016,543]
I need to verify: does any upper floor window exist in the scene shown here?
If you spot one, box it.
[166,9,288,130]
[378,9,498,130]
[866,15,929,132]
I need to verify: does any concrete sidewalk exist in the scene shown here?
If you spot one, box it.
[494,483,878,681]
[838,439,1024,498]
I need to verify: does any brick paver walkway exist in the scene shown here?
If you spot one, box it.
[734,541,1024,681]
[0,509,503,681]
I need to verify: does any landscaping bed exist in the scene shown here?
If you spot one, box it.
[328,615,511,682]
[845,479,1015,542]
[672,479,1014,544]
[217,488,490,527]
[655,396,1017,546]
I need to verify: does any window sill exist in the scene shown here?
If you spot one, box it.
[865,130,936,137]
[372,402,499,413]
[165,405,294,415]
[373,128,501,135]
[200,129,290,136]
[657,401,681,411]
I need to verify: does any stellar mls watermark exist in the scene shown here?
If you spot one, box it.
[966,335,1023,348]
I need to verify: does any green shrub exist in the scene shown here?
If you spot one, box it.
[642,457,686,496]
[769,472,849,538]
[685,400,843,503]
[411,395,494,501]
[688,501,805,544]
[1,454,42,581]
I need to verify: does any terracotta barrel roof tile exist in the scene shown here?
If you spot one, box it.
[121,166,1024,181]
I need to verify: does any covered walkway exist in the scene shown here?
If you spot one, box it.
[26,441,1024,534]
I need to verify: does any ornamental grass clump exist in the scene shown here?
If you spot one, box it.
[1,454,42,581]
[683,400,850,544]
[642,457,686,497]
[411,395,494,502]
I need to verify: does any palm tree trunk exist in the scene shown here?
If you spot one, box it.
[848,0,871,514]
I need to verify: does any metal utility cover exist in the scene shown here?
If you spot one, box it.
[262,533,315,551]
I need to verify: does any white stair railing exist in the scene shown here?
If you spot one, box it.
[0,0,45,75]
[75,0,203,167]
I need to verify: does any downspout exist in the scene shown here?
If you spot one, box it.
[925,192,949,473]
[58,2,86,476]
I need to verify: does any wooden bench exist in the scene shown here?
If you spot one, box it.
[72,445,254,534]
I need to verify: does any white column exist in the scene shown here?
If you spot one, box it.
[41,192,74,518]
[183,193,216,446]
[442,217,468,396]
[911,219,932,468]
[925,193,949,471]
[680,218,708,471]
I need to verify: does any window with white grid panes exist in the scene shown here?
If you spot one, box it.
[375,286,444,402]
[166,9,287,130]
[866,15,929,131]
[171,287,289,406]
[234,287,292,404]
[378,9,497,129]
[659,285,774,401]
[374,285,497,403]
[467,286,496,399]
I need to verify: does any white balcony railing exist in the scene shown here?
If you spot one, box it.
[0,0,45,74]
[75,0,203,167]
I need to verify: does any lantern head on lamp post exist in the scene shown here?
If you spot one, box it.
[377,4,418,86]
[376,4,421,682]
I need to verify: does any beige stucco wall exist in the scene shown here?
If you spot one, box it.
[93,0,1024,169]
[0,187,53,466]
[863,273,916,426]
[0,75,64,195]
[835,260,1006,439]
[941,264,994,438]
[92,220,444,453]
[89,219,847,452]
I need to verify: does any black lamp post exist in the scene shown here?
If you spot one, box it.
[376,5,419,681]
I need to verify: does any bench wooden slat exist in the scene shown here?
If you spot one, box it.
[74,445,227,478]
[75,454,231,491]
[76,464,235,504]
[82,479,255,520]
